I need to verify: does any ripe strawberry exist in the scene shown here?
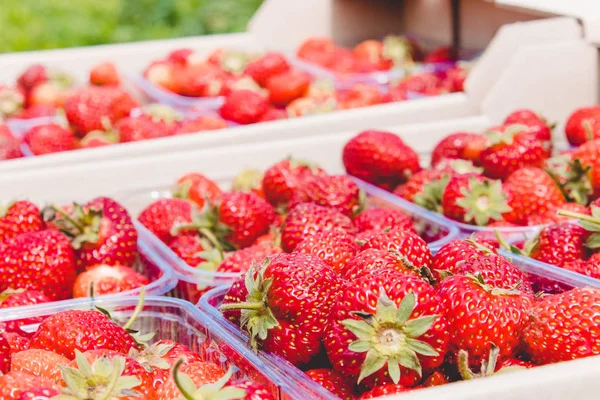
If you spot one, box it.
[359,383,417,399]
[0,371,61,399]
[168,233,210,267]
[504,109,552,140]
[17,64,50,92]
[138,198,193,244]
[358,229,432,269]
[422,370,450,387]
[4,332,30,354]
[342,248,425,281]
[28,80,71,108]
[438,274,533,369]
[262,159,326,206]
[160,361,228,399]
[0,229,76,300]
[337,83,384,110]
[290,174,363,217]
[18,387,60,400]
[394,169,451,212]
[0,288,50,332]
[118,104,182,142]
[564,139,600,201]
[528,223,588,267]
[172,63,228,97]
[130,339,203,370]
[64,86,139,136]
[502,167,566,225]
[258,107,288,122]
[11,348,70,384]
[565,105,600,145]
[388,72,445,100]
[244,52,291,87]
[220,90,269,124]
[431,239,496,279]
[441,173,511,226]
[266,69,311,107]
[295,230,358,274]
[175,115,228,135]
[306,368,355,400]
[343,130,421,190]
[44,197,138,270]
[144,60,177,92]
[217,243,282,273]
[325,270,449,388]
[480,124,550,179]
[173,172,223,210]
[431,132,482,166]
[0,332,9,374]
[30,309,137,359]
[228,379,276,400]
[14,104,57,120]
[280,202,356,252]
[353,207,413,233]
[90,61,120,86]
[23,123,76,155]
[297,37,336,61]
[523,287,600,363]
[0,200,44,241]
[72,264,149,298]
[221,253,341,366]
[527,202,589,226]
[0,124,23,160]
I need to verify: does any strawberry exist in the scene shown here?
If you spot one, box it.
[17,64,49,92]
[221,253,341,366]
[232,169,265,198]
[172,63,228,97]
[342,248,425,281]
[527,202,589,226]
[4,332,30,354]
[353,40,393,70]
[72,264,149,298]
[44,197,138,270]
[129,339,203,370]
[441,173,511,226]
[64,86,139,136]
[228,380,276,400]
[168,48,201,65]
[0,332,9,374]
[286,95,337,117]
[262,159,326,206]
[394,169,451,212]
[0,85,25,117]
[337,83,384,110]
[297,37,336,62]
[266,69,311,107]
[343,130,421,190]
[564,139,600,201]
[359,384,417,399]
[90,61,120,86]
[118,103,183,143]
[144,60,178,92]
[353,207,413,233]
[138,198,193,244]
[30,309,137,359]
[176,115,228,135]
[357,229,432,269]
[168,233,211,267]
[431,238,496,279]
[18,387,60,400]
[523,287,600,363]
[324,270,449,388]
[565,105,600,145]
[422,370,450,387]
[504,109,551,135]
[158,360,227,399]
[389,72,445,99]
[23,123,76,155]
[0,371,61,399]
[258,107,288,122]
[431,132,482,166]
[11,348,70,384]
[0,200,44,241]
[173,172,223,210]
[479,124,550,180]
[528,222,588,267]
[28,80,72,108]
[290,174,363,217]
[220,90,269,124]
[502,167,566,225]
[217,243,282,273]
[79,129,119,148]
[244,52,291,87]
[0,288,50,332]
[0,125,23,160]
[0,230,76,300]
[13,104,57,119]
[295,230,358,274]
[306,368,355,400]
[438,274,533,368]
[280,202,356,252]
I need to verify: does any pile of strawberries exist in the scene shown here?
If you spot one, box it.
[0,302,275,399]
[0,197,152,309]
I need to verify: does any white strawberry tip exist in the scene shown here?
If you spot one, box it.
[342,290,439,385]
[172,359,246,400]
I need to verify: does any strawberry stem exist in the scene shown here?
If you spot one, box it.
[173,358,196,400]
[557,209,600,225]
[123,288,146,331]
[220,301,264,311]
[50,204,85,232]
[98,358,122,400]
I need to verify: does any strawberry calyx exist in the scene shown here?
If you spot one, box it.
[56,350,142,400]
[0,288,25,304]
[140,103,184,125]
[0,201,16,218]
[128,341,176,372]
[231,169,264,193]
[545,157,592,205]
[219,260,279,352]
[484,124,529,147]
[382,36,415,68]
[468,273,524,296]
[493,230,529,256]
[458,343,527,380]
[413,175,450,212]
[444,159,483,175]
[172,359,246,400]
[0,87,24,117]
[220,51,252,75]
[557,207,600,249]
[171,204,234,251]
[342,290,440,384]
[287,156,322,175]
[455,177,512,226]
[43,203,108,250]
[388,250,435,284]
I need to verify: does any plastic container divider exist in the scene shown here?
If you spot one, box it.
[0,295,333,400]
[198,248,598,400]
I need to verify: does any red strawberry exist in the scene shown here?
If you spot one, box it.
[343,248,425,281]
[221,253,341,366]
[17,65,50,92]
[359,383,417,399]
[0,124,23,160]
[480,124,550,180]
[0,332,9,373]
[394,169,451,212]
[244,52,291,87]
[228,380,276,400]
[132,339,203,368]
[0,288,50,332]
[0,229,76,300]
[27,80,71,108]
[357,229,432,269]
[502,167,566,225]
[306,368,354,400]
[158,360,229,400]
[11,348,70,384]
[324,270,449,388]
[431,132,481,166]
[343,130,421,190]
[30,309,137,359]
[523,287,600,363]
[262,159,326,206]
[138,198,193,244]
[144,60,177,92]
[353,207,413,233]
[528,222,588,267]
[220,90,269,124]
[0,371,61,399]
[172,63,228,97]
[18,387,60,400]
[72,264,149,298]
[280,202,356,252]
[14,104,57,120]
[4,332,30,354]
[23,123,76,155]
[168,233,210,267]
[217,243,282,273]
[297,37,336,62]
[431,239,496,280]
[565,139,600,200]
[290,174,363,217]
[438,274,534,368]
[64,86,139,136]
[45,197,138,270]
[173,172,223,210]
[295,230,358,274]
[337,83,384,110]
[527,202,589,226]
[565,105,600,145]
[0,200,43,241]
[422,370,450,387]
[441,173,511,226]
[258,107,288,122]
[266,69,311,107]
[504,109,551,140]
[175,115,228,135]
[353,39,393,70]
[118,104,182,143]
[89,61,120,86]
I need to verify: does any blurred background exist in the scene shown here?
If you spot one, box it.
[0,0,263,53]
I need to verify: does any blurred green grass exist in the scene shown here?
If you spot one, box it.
[0,0,263,53]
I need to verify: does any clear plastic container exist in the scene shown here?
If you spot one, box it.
[6,115,64,157]
[120,180,459,304]
[0,295,331,400]
[198,250,598,400]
